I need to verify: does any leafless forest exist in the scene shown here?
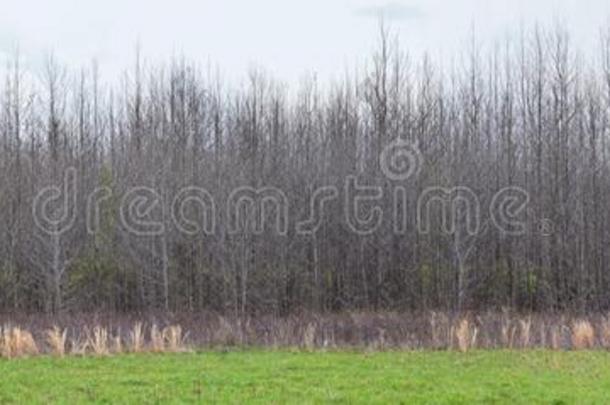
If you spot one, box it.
[0,24,609,322]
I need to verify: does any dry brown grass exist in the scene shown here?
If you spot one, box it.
[499,309,510,346]
[112,333,123,354]
[538,322,547,348]
[302,323,316,350]
[430,312,451,349]
[455,319,477,352]
[150,324,164,352]
[519,318,532,348]
[215,316,239,346]
[1,326,39,358]
[129,322,144,353]
[164,325,186,352]
[571,320,595,350]
[550,325,562,350]
[87,326,109,356]
[429,311,441,348]
[2,314,610,358]
[600,317,610,348]
[70,335,89,356]
[0,321,195,359]
[45,326,67,357]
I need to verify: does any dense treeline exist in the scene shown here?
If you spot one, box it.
[1,24,609,314]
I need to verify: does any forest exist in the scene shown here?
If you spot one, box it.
[0,24,609,316]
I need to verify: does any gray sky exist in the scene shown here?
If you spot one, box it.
[1,0,609,84]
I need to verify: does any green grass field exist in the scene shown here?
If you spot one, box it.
[1,350,609,404]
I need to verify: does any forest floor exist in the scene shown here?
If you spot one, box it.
[0,350,608,404]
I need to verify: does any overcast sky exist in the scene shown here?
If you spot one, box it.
[1,0,609,85]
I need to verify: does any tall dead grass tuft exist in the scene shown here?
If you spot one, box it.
[129,322,144,353]
[519,318,532,348]
[112,331,123,354]
[46,326,67,357]
[150,324,165,352]
[164,325,186,352]
[550,325,562,350]
[1,326,39,358]
[87,326,109,355]
[455,319,477,352]
[214,317,239,346]
[600,317,610,348]
[70,334,89,356]
[571,320,595,350]
[302,323,316,350]
[430,312,451,349]
[500,309,512,348]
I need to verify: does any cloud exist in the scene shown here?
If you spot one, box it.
[354,2,425,21]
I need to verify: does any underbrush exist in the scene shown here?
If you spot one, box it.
[1,311,610,358]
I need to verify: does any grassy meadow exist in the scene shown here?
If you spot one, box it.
[1,350,609,404]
